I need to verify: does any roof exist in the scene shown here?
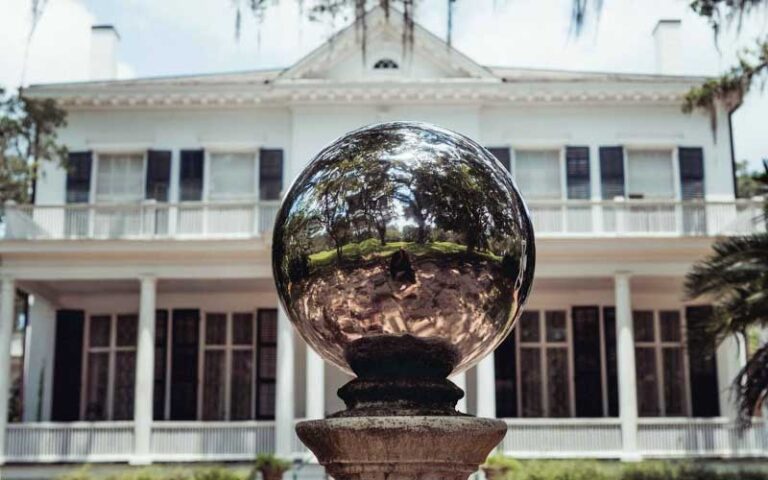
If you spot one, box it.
[24,7,709,109]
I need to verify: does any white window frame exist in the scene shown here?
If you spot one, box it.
[621,146,680,201]
[92,150,148,204]
[510,146,567,201]
[204,149,260,203]
[80,313,138,420]
[633,308,691,417]
[197,311,258,421]
[515,309,574,417]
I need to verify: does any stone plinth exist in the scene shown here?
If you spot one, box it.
[297,416,506,480]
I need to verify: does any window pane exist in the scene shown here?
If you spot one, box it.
[520,347,543,417]
[85,352,109,420]
[90,315,111,347]
[519,311,540,343]
[257,382,275,419]
[545,311,566,342]
[180,150,204,202]
[113,351,136,420]
[232,313,254,345]
[659,311,681,342]
[202,351,227,420]
[633,311,655,342]
[626,150,674,199]
[146,150,171,202]
[231,350,254,420]
[600,147,625,199]
[209,152,255,201]
[547,347,570,417]
[206,313,227,345]
[635,347,660,416]
[116,314,138,347]
[66,152,92,204]
[566,146,590,200]
[663,347,686,416]
[258,310,278,343]
[259,149,283,200]
[515,150,561,200]
[96,153,144,203]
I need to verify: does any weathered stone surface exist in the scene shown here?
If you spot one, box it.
[297,416,506,480]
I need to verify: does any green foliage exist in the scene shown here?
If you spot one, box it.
[736,160,768,198]
[0,88,67,204]
[58,467,247,480]
[249,454,292,480]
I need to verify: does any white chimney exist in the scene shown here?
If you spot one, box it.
[89,25,120,80]
[653,19,682,75]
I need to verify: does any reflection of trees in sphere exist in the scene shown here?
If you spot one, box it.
[272,122,535,376]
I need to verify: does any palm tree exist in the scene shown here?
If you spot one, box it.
[685,161,768,424]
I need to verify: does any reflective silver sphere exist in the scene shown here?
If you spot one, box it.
[272,122,535,376]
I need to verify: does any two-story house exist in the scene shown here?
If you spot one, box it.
[0,9,765,475]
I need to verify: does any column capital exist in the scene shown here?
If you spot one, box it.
[138,275,157,284]
[614,271,632,279]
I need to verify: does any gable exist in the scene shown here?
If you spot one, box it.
[278,7,496,82]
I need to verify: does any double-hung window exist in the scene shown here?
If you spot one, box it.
[626,149,675,199]
[513,150,562,200]
[208,152,257,202]
[95,153,144,203]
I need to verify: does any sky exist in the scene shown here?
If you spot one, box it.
[1,0,766,171]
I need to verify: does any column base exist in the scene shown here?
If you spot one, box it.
[297,416,506,480]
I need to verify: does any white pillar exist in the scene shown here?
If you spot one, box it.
[451,372,467,413]
[132,276,156,465]
[0,277,16,465]
[614,272,640,461]
[716,333,748,420]
[275,304,295,457]
[305,348,325,420]
[475,353,496,418]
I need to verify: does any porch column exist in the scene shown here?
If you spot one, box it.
[614,272,640,461]
[132,276,156,465]
[305,348,325,420]
[275,305,295,457]
[451,372,467,413]
[0,277,16,465]
[476,353,496,418]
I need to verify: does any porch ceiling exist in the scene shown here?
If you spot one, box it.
[20,277,276,298]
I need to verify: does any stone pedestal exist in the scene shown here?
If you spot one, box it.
[297,416,506,480]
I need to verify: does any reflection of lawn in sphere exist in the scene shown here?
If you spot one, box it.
[307,238,502,271]
[290,239,516,372]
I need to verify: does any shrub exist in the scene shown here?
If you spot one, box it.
[249,454,292,480]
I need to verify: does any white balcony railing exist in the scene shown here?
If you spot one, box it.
[3,419,766,464]
[3,201,281,240]
[1,199,764,241]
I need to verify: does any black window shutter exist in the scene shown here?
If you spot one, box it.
[679,147,705,200]
[146,150,172,202]
[51,310,85,421]
[602,307,619,417]
[487,147,511,172]
[573,306,603,417]
[170,309,200,420]
[566,147,591,200]
[259,149,284,200]
[494,329,517,418]
[686,306,721,417]
[256,309,278,420]
[153,309,168,420]
[66,152,92,204]
[599,147,625,200]
[179,150,204,201]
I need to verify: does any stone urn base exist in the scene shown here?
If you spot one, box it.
[297,416,507,480]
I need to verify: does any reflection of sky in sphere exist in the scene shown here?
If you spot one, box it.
[272,122,535,376]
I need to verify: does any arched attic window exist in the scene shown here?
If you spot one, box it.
[373,58,399,70]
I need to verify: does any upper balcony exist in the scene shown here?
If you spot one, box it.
[2,198,763,241]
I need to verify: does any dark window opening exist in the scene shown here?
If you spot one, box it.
[259,149,284,200]
[566,147,591,200]
[256,309,278,420]
[373,58,399,70]
[180,150,204,201]
[487,147,511,172]
[600,146,625,199]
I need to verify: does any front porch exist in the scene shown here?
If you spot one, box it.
[3,418,767,464]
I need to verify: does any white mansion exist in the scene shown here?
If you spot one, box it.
[0,9,766,473]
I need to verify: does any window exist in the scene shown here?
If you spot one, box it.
[256,309,277,419]
[486,147,511,172]
[200,312,256,420]
[82,314,137,420]
[96,153,144,203]
[599,147,624,199]
[633,310,688,416]
[517,310,571,417]
[373,58,399,70]
[626,150,674,199]
[565,147,590,200]
[678,148,705,200]
[180,150,204,201]
[259,149,284,200]
[514,150,562,200]
[146,150,171,202]
[209,152,256,201]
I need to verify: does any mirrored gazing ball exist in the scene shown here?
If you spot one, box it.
[272,122,535,376]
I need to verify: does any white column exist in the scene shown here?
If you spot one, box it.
[305,348,325,420]
[614,272,640,461]
[0,277,16,465]
[451,372,467,413]
[716,333,748,420]
[132,276,156,465]
[275,304,295,457]
[475,353,496,418]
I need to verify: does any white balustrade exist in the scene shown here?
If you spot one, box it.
[4,422,134,463]
[502,419,624,458]
[149,421,276,462]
